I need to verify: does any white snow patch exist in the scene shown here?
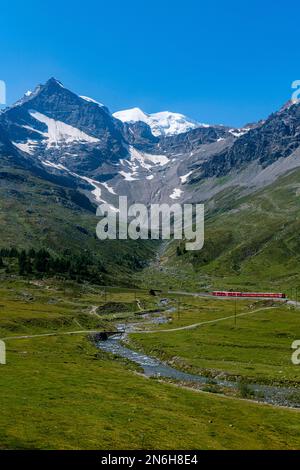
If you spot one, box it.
[179,171,193,184]
[114,107,205,136]
[146,175,154,180]
[74,174,105,204]
[129,147,152,170]
[101,182,117,195]
[170,188,183,200]
[229,128,250,138]
[22,124,45,135]
[42,160,68,171]
[54,79,64,88]
[80,95,104,107]
[91,186,102,202]
[13,140,39,155]
[144,152,169,166]
[119,171,138,181]
[114,108,149,123]
[129,146,169,170]
[29,111,100,148]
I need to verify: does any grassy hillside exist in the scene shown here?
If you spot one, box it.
[142,168,300,294]
[0,163,158,285]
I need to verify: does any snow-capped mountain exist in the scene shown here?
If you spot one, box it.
[2,77,300,211]
[0,77,127,170]
[113,107,204,137]
[0,79,232,207]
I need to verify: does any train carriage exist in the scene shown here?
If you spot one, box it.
[212,291,286,299]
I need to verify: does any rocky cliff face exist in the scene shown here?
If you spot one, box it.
[192,101,300,182]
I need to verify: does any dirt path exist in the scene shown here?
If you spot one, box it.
[1,329,100,341]
[89,305,101,318]
[1,306,279,341]
[133,306,277,334]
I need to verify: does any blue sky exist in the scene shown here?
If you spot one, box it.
[1,0,299,126]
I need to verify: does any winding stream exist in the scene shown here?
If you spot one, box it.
[96,310,300,409]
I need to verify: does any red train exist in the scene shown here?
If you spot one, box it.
[212,291,286,299]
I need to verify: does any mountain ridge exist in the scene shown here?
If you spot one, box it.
[1,77,300,211]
